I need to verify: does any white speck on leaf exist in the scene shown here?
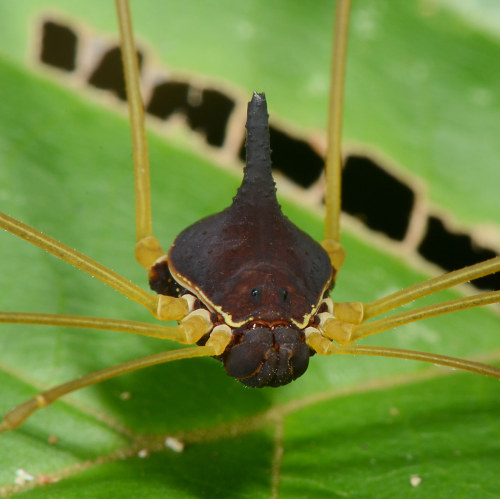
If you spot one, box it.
[120,391,131,400]
[14,469,34,486]
[165,436,185,453]
[410,475,422,487]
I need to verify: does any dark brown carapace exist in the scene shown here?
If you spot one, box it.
[149,92,334,387]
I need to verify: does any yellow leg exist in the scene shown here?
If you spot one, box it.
[0,310,212,344]
[322,0,351,273]
[0,346,212,434]
[116,0,165,269]
[363,256,500,320]
[321,239,346,272]
[319,257,500,344]
[349,290,500,343]
[323,0,351,248]
[0,324,231,433]
[135,236,165,270]
[0,212,188,321]
[321,289,500,345]
[305,329,500,379]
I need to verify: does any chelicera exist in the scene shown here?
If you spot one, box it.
[149,92,333,387]
[0,0,499,435]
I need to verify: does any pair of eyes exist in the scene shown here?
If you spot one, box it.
[251,288,288,301]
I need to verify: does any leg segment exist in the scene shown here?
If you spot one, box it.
[324,0,351,245]
[0,323,231,434]
[349,290,500,343]
[309,259,500,376]
[320,257,500,344]
[0,212,188,321]
[0,344,219,434]
[322,0,351,272]
[306,329,500,379]
[0,309,212,344]
[363,256,500,320]
[115,0,164,269]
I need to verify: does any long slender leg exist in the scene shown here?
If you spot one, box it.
[349,290,500,342]
[306,330,500,379]
[115,0,164,269]
[310,1,500,376]
[0,325,230,434]
[321,290,500,344]
[0,212,188,321]
[311,268,500,375]
[363,256,500,320]
[324,257,500,343]
[322,0,351,272]
[0,311,213,344]
[1,2,189,321]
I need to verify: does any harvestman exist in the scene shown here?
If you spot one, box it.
[0,0,499,431]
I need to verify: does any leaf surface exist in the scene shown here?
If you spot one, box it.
[0,1,499,497]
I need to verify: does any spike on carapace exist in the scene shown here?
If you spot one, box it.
[232,92,279,212]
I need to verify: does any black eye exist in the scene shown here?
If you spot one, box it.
[281,289,288,301]
[251,288,260,297]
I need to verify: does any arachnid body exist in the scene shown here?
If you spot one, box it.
[149,92,333,387]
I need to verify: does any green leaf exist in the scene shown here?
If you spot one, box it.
[0,1,499,497]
